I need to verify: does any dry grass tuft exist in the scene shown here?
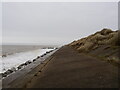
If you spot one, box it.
[69,28,119,53]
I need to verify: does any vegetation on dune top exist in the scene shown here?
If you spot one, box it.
[68,28,120,65]
[69,28,119,52]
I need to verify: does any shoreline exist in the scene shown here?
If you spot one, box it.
[1,48,58,79]
[26,46,119,88]
[2,48,58,88]
[1,48,57,74]
[2,46,119,88]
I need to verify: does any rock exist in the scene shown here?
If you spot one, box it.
[55,48,58,49]
[41,51,51,57]
[44,53,47,56]
[11,67,16,72]
[7,69,14,73]
[41,55,44,57]
[25,60,32,65]
[21,63,26,66]
[33,59,36,62]
[36,56,40,59]
[2,73,7,77]
[17,63,25,70]
[17,66,22,70]
[49,49,54,53]
[46,51,50,54]
[2,69,13,77]
[41,54,46,57]
[2,55,7,57]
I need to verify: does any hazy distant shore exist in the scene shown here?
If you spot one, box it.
[2,45,57,57]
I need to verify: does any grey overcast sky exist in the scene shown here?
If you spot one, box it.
[2,2,118,45]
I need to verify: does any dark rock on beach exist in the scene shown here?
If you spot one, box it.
[33,59,37,62]
[25,60,32,65]
[2,68,16,77]
[46,51,50,54]
[36,56,40,59]
[10,67,16,72]
[2,55,7,57]
[17,63,25,70]
[2,73,7,77]
[41,53,47,57]
[40,55,44,57]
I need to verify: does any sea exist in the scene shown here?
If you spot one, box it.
[0,45,57,73]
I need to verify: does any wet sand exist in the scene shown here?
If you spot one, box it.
[3,46,119,88]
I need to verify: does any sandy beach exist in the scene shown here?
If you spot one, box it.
[2,45,119,88]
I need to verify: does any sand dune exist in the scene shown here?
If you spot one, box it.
[69,28,120,65]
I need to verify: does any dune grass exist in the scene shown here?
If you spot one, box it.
[69,28,119,52]
[68,28,120,65]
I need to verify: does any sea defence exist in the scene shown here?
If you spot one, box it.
[2,49,58,88]
[25,46,119,88]
[3,45,118,88]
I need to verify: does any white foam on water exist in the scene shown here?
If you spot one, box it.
[0,49,54,73]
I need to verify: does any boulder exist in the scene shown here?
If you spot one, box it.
[2,55,7,57]
[2,69,13,77]
[7,69,14,73]
[33,59,36,62]
[2,73,7,77]
[36,56,40,59]
[20,63,26,66]
[17,63,25,70]
[41,54,44,57]
[11,67,16,72]
[44,53,47,56]
[25,60,32,65]
[17,66,22,70]
[41,53,47,57]
[46,51,50,54]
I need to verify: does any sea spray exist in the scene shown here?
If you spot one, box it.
[0,48,54,74]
